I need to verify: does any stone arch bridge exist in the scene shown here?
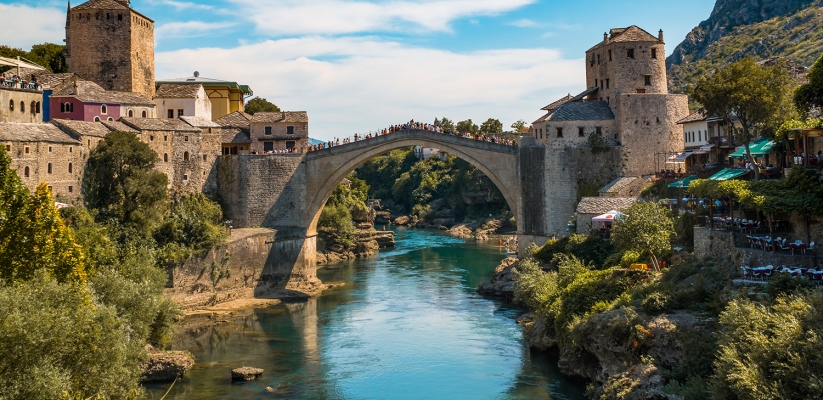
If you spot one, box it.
[217,129,547,294]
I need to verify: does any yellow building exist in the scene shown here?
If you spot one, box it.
[155,72,252,121]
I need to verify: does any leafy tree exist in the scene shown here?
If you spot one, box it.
[610,201,675,270]
[511,119,528,133]
[27,43,68,73]
[319,204,355,234]
[83,131,168,232]
[480,118,503,133]
[244,97,281,115]
[690,58,795,180]
[434,117,455,132]
[154,193,229,264]
[456,119,479,134]
[793,53,823,116]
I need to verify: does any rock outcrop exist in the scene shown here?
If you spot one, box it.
[231,366,264,381]
[141,346,195,383]
[476,257,518,299]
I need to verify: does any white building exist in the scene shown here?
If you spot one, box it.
[153,84,212,120]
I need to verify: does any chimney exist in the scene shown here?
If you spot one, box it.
[658,29,664,42]
[604,32,609,43]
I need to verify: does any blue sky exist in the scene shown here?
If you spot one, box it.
[1,0,716,140]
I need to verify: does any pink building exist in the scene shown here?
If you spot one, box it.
[49,77,155,122]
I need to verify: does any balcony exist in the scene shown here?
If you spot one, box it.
[709,135,736,148]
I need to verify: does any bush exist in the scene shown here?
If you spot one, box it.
[766,273,817,299]
[533,234,614,268]
[512,258,559,310]
[154,193,228,264]
[641,291,673,314]
[319,204,355,234]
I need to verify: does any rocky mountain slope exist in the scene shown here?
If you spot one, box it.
[667,0,823,93]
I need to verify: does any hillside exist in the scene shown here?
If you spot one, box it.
[667,0,823,93]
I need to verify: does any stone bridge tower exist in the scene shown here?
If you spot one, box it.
[64,0,155,98]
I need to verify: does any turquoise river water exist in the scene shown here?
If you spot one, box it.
[144,228,585,399]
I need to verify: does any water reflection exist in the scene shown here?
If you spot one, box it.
[145,229,584,399]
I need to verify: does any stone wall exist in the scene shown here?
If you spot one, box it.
[518,137,546,236]
[249,121,309,153]
[129,11,155,99]
[694,227,820,272]
[0,88,43,123]
[542,120,619,149]
[616,93,689,176]
[5,139,83,201]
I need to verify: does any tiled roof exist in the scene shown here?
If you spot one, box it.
[51,119,111,138]
[0,123,79,144]
[154,84,202,99]
[588,25,661,52]
[180,116,219,128]
[532,112,552,125]
[676,111,708,125]
[72,0,129,11]
[549,101,615,121]
[599,177,637,194]
[250,111,309,123]
[100,120,137,133]
[214,111,252,128]
[221,128,251,144]
[52,78,154,105]
[38,73,77,88]
[120,118,201,132]
[569,87,599,102]
[541,94,573,111]
[576,197,637,215]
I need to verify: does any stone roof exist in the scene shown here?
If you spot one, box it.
[51,119,111,138]
[214,111,252,128]
[120,118,201,132]
[541,94,573,111]
[599,177,638,194]
[154,84,202,99]
[569,87,599,102]
[250,111,309,124]
[222,128,251,144]
[52,78,154,105]
[549,101,615,121]
[532,112,552,125]
[38,73,77,88]
[576,197,637,215]
[588,25,661,52]
[0,122,79,144]
[100,120,137,133]
[72,0,129,11]
[676,111,707,125]
[180,116,219,128]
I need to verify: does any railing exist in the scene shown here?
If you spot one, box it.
[708,135,737,147]
[0,80,42,91]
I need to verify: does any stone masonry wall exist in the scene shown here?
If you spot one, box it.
[129,12,155,99]
[694,228,820,273]
[5,140,83,201]
[617,93,688,176]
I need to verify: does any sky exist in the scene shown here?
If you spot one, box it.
[1,0,717,140]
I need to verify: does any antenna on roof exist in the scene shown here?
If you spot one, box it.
[193,71,200,78]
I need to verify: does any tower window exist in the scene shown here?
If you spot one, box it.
[164,135,168,141]
[608,50,612,61]
[627,49,634,59]
[118,14,122,21]
[167,110,174,118]
[183,174,189,181]
[184,152,190,161]
[68,163,73,174]
[578,127,585,137]
[556,127,563,138]
[48,146,52,153]
[606,79,609,89]
[651,48,657,59]
[287,126,295,135]
[68,186,73,193]
[644,75,652,86]
[8,100,12,111]
[35,102,40,113]
[94,116,100,122]
[25,146,29,154]
[142,110,147,118]
[20,101,24,113]
[24,166,29,177]
[597,54,601,64]
[184,136,189,142]
[264,126,272,135]
[47,163,52,174]
[203,154,207,161]
[164,153,168,162]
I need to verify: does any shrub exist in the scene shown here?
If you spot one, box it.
[641,291,673,314]
[766,273,816,299]
[512,258,559,310]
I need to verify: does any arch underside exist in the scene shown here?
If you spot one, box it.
[304,136,519,237]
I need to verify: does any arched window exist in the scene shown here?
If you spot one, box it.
[24,166,29,177]
[128,109,134,117]
[101,105,107,114]
[183,151,190,161]
[47,163,52,174]
[163,153,168,162]
[30,101,36,114]
[35,102,40,113]
[68,103,73,112]
[141,110,147,118]
[94,116,100,122]
[9,100,13,111]
[68,163,73,174]
[107,117,113,121]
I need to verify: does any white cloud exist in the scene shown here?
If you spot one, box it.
[156,37,584,140]
[156,21,236,38]
[510,19,538,28]
[149,0,214,11]
[0,4,65,49]
[230,0,535,36]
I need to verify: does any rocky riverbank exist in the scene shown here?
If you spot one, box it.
[317,227,396,264]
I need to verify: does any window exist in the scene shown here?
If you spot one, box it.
[556,127,563,138]
[177,109,184,117]
[636,89,646,94]
[47,163,52,174]
[68,163,73,174]
[287,126,295,135]
[128,109,134,117]
[101,105,107,114]
[48,146,52,153]
[60,103,65,113]
[25,146,29,154]
[30,101,36,114]
[651,48,657,59]
[6,144,10,152]
[627,48,634,59]
[167,110,174,118]
[164,135,168,141]
[68,186,73,193]
[578,127,585,137]
[644,75,651,86]
[596,127,602,135]
[286,141,296,149]
[87,139,90,146]
[150,135,154,141]
[183,174,189,181]
[606,79,610,89]
[24,166,29,177]
[597,54,601,64]
[202,154,207,161]
[264,126,272,135]
[35,102,40,113]
[183,152,190,161]
[117,14,122,21]
[20,101,24,113]
[163,153,168,162]
[9,100,13,111]
[94,116,100,122]
[69,147,72,153]
[608,50,612,61]
[263,142,274,152]
[184,136,189,142]
[141,110,147,118]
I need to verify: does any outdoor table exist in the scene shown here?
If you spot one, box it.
[789,243,807,255]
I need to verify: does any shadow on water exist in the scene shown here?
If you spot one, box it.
[144,228,585,399]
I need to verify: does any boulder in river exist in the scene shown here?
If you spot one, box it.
[231,366,264,381]
[141,347,195,383]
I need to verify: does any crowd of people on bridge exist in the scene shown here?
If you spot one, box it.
[305,120,519,153]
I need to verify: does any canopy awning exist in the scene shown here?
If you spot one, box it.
[700,144,715,151]
[592,210,622,222]
[668,175,698,188]
[0,56,47,71]
[667,152,693,163]
[708,168,748,181]
[728,139,775,159]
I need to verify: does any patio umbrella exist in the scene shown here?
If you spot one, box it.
[592,210,622,222]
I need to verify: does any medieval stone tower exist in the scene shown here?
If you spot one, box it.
[64,0,155,99]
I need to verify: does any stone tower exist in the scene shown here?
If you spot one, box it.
[64,0,155,98]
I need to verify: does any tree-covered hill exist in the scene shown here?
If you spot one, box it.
[667,0,823,93]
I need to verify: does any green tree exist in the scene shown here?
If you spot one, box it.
[456,119,479,134]
[83,131,168,232]
[480,118,503,134]
[154,193,229,264]
[27,43,68,73]
[434,117,455,132]
[244,97,281,115]
[610,201,675,270]
[793,53,823,117]
[690,58,795,180]
[511,119,528,133]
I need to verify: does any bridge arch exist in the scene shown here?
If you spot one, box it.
[302,130,520,237]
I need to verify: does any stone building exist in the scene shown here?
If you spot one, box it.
[64,0,156,99]
[153,84,212,119]
[155,73,252,120]
[214,111,252,155]
[523,25,689,245]
[249,112,309,154]
[49,76,155,121]
[0,86,44,123]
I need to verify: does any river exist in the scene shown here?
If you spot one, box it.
[144,228,585,399]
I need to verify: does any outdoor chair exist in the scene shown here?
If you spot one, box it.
[779,239,791,252]
[740,266,751,280]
